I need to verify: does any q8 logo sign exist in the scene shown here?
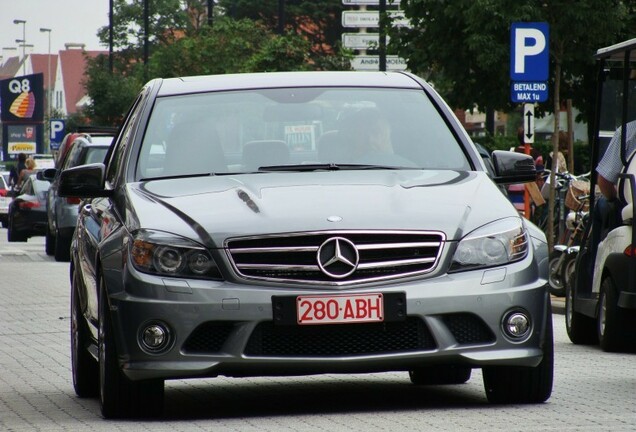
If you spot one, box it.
[0,73,44,122]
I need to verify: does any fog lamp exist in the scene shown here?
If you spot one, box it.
[502,310,531,340]
[140,323,171,353]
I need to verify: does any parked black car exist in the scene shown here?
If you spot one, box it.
[7,173,50,242]
[42,134,113,261]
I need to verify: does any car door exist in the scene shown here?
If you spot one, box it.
[79,90,150,326]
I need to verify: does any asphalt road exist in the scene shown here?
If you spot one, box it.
[0,234,634,431]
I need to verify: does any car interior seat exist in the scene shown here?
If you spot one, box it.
[242,140,289,171]
[618,150,636,223]
[317,130,352,162]
[163,122,227,176]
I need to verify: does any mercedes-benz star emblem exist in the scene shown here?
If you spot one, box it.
[317,237,359,279]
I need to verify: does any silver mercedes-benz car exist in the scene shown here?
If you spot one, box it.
[59,71,552,418]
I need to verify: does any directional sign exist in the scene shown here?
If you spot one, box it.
[351,55,407,71]
[510,22,549,82]
[342,11,410,28]
[342,33,391,50]
[523,103,535,144]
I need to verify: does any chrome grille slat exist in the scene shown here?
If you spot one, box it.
[357,257,436,269]
[237,263,320,271]
[226,230,445,286]
[230,246,320,254]
[356,242,441,250]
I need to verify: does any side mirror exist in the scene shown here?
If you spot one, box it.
[38,168,58,182]
[58,163,111,198]
[491,150,537,184]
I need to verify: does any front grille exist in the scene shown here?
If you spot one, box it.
[244,317,436,357]
[442,313,495,345]
[182,322,235,354]
[226,230,445,285]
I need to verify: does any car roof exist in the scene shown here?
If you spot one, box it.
[156,71,424,97]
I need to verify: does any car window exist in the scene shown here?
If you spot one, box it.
[83,147,109,165]
[107,90,149,185]
[137,87,470,179]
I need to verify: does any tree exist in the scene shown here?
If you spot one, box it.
[148,17,314,77]
[84,1,352,125]
[392,0,630,250]
[392,0,629,120]
[83,54,143,126]
[217,0,345,57]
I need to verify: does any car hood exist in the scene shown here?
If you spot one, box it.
[128,170,517,247]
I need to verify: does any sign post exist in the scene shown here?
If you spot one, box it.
[510,22,549,218]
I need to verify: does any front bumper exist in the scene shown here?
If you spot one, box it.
[104,258,550,382]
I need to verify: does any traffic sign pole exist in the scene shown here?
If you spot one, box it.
[523,103,535,218]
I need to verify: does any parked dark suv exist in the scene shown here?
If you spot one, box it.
[43,133,113,261]
[60,71,551,419]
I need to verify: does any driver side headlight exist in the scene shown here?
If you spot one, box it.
[449,217,529,272]
[130,229,222,280]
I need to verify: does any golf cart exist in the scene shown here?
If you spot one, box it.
[566,38,636,351]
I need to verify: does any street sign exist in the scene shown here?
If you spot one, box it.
[342,33,390,50]
[50,119,65,150]
[523,103,535,144]
[511,82,548,103]
[342,11,410,28]
[510,22,549,103]
[510,22,549,82]
[351,55,407,71]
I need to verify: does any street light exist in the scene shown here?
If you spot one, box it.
[13,19,26,75]
[40,28,52,122]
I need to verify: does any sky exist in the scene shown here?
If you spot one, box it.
[0,0,109,61]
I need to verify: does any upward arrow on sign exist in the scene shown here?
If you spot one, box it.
[523,103,535,144]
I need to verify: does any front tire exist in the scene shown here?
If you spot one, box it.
[565,270,598,345]
[562,253,577,295]
[548,251,565,297]
[54,229,71,262]
[598,276,632,352]
[71,269,98,397]
[7,226,27,242]
[482,302,553,404]
[98,278,164,419]
[45,225,55,256]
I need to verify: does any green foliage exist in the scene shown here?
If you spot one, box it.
[217,0,345,57]
[392,0,630,125]
[148,18,314,77]
[83,55,143,126]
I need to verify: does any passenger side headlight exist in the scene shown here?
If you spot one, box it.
[130,229,222,280]
[449,217,528,272]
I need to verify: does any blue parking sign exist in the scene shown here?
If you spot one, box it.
[49,119,65,150]
[510,22,549,82]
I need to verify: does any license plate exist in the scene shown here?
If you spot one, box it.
[296,293,384,325]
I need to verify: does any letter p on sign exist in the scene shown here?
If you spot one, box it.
[510,22,549,82]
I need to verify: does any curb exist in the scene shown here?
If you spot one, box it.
[551,296,565,315]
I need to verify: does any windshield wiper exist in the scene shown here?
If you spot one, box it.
[258,163,407,172]
[140,172,214,181]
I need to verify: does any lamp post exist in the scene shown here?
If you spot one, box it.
[13,19,26,75]
[40,28,52,122]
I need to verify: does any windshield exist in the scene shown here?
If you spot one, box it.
[137,87,470,179]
